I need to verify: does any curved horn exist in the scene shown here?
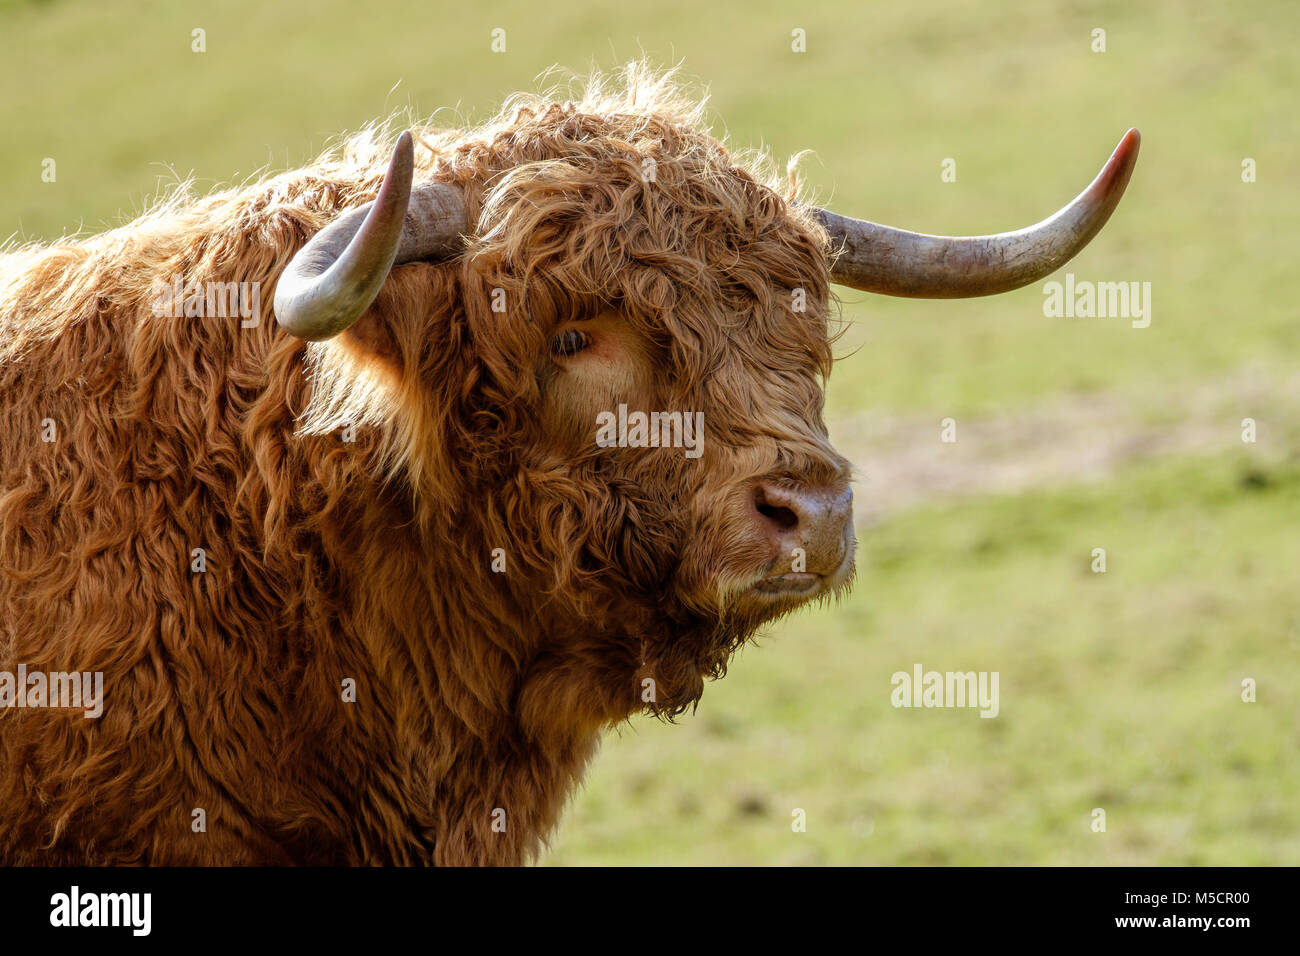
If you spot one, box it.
[274,131,468,341]
[815,128,1140,297]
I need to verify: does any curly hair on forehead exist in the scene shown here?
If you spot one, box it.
[462,66,834,352]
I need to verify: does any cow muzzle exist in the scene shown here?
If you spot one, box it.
[748,479,855,598]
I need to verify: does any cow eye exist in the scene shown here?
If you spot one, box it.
[550,328,590,358]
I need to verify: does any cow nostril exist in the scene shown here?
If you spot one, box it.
[756,501,799,530]
[753,486,800,531]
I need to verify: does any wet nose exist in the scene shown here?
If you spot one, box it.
[751,480,854,573]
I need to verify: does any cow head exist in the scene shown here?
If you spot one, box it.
[272,74,1138,716]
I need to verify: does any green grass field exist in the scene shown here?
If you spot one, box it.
[2,0,1295,864]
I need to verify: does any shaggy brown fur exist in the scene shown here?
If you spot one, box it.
[0,65,851,865]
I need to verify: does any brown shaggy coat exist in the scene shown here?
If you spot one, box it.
[0,66,847,864]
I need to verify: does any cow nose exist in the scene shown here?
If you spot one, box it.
[751,480,854,573]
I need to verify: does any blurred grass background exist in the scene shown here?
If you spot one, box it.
[2,0,1296,864]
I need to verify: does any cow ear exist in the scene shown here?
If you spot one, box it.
[335,263,437,374]
[341,304,402,371]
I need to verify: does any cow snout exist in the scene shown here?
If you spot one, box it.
[751,480,854,580]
